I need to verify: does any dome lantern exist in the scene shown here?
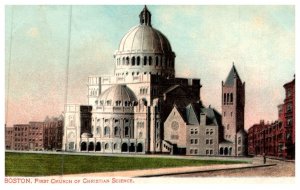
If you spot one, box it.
[139,5,152,27]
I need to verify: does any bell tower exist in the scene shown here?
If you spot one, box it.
[221,64,245,151]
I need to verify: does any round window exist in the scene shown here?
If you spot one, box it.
[171,121,179,131]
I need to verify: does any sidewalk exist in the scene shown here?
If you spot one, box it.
[51,163,275,178]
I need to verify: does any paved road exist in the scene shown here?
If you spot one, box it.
[168,159,295,177]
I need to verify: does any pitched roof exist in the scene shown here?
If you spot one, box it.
[224,64,242,86]
[185,103,200,125]
[201,107,222,127]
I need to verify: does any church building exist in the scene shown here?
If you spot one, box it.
[62,6,247,156]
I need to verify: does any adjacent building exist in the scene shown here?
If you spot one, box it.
[5,126,13,150]
[248,77,295,159]
[5,116,63,151]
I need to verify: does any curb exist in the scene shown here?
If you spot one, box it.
[135,164,277,177]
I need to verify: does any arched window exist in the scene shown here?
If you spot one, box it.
[155,56,159,66]
[149,56,152,65]
[224,147,228,155]
[144,56,147,65]
[226,93,229,103]
[95,142,101,151]
[230,93,233,103]
[137,56,140,65]
[220,147,224,155]
[132,57,135,66]
[81,142,87,151]
[122,57,125,65]
[121,143,128,152]
[114,127,120,136]
[105,143,109,150]
[88,142,94,151]
[104,127,110,136]
[125,127,129,137]
[114,143,118,150]
[224,93,226,105]
[129,143,135,152]
[137,143,143,152]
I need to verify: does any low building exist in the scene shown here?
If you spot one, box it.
[12,124,30,151]
[44,116,64,150]
[5,115,64,151]
[163,103,222,156]
[248,77,295,159]
[5,126,13,150]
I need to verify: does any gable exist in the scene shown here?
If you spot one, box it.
[164,106,186,126]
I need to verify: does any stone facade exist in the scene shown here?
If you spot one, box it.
[62,6,247,156]
[220,65,247,156]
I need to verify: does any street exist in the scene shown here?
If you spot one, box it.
[168,159,295,177]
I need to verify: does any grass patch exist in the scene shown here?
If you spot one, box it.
[5,152,246,176]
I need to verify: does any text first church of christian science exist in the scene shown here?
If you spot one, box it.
[62,6,248,156]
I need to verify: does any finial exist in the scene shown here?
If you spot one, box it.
[139,5,152,26]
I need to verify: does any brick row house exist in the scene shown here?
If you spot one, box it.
[5,116,63,151]
[248,77,295,159]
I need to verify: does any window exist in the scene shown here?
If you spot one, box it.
[190,149,194,154]
[149,56,152,65]
[238,137,241,144]
[137,56,140,65]
[194,149,198,154]
[206,129,209,135]
[104,127,110,136]
[190,139,194,144]
[194,129,198,134]
[210,139,213,144]
[210,150,213,155]
[171,135,179,140]
[190,129,194,135]
[210,129,213,135]
[125,127,129,136]
[227,124,229,130]
[194,139,198,144]
[131,57,135,66]
[206,139,209,144]
[155,56,159,66]
[139,132,143,138]
[206,149,209,155]
[144,56,147,65]
[114,127,120,136]
[105,143,109,149]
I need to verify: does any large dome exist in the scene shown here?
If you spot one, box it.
[97,85,137,107]
[113,6,176,78]
[118,25,173,54]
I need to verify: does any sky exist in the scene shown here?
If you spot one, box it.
[5,5,295,130]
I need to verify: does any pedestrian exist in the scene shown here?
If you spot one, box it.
[263,153,266,164]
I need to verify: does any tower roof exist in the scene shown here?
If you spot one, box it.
[224,64,242,86]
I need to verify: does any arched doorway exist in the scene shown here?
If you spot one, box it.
[229,147,232,155]
[220,147,224,155]
[88,142,94,151]
[137,143,143,152]
[224,147,228,155]
[95,142,101,151]
[129,143,135,152]
[81,142,87,151]
[121,143,128,152]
